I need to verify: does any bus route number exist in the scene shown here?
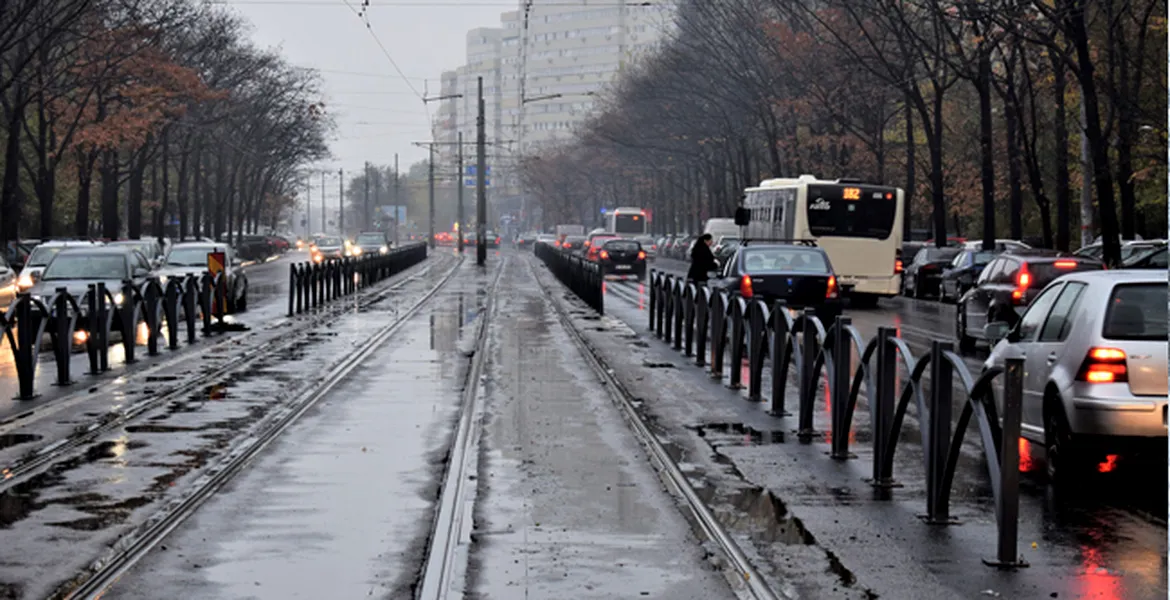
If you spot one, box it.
[842,187,862,200]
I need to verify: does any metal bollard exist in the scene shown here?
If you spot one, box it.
[663,277,675,345]
[184,275,198,344]
[648,270,656,331]
[672,283,684,351]
[95,282,110,372]
[985,357,1028,568]
[871,326,898,487]
[710,293,726,379]
[770,300,790,416]
[694,290,709,368]
[797,307,818,441]
[830,316,854,460]
[924,340,954,524]
[53,291,73,386]
[86,285,100,374]
[14,295,37,399]
[683,284,695,357]
[728,300,744,390]
[145,279,160,356]
[655,276,666,338]
[288,264,296,316]
[200,274,212,332]
[121,280,137,364]
[164,280,180,350]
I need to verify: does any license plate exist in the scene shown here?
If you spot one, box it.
[615,264,632,270]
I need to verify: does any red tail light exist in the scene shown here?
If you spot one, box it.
[1077,347,1128,383]
[637,250,646,260]
[496,237,501,244]
[599,250,609,260]
[1054,260,1077,268]
[740,275,753,297]
[826,275,838,299]
[554,241,561,247]
[1012,263,1031,303]
[895,259,903,274]
[583,240,591,247]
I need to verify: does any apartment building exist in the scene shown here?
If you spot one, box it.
[433,0,674,228]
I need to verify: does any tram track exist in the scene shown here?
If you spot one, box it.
[529,257,784,600]
[415,256,506,600]
[59,255,467,600]
[0,256,453,492]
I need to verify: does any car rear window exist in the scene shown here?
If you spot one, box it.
[922,248,960,261]
[741,248,828,273]
[1029,260,1103,288]
[589,236,617,246]
[603,240,640,251]
[1103,283,1167,341]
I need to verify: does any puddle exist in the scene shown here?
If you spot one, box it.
[144,375,180,383]
[125,424,197,433]
[0,433,42,451]
[693,422,786,445]
[642,361,675,369]
[697,484,815,545]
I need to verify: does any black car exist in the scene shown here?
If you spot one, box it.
[597,239,647,278]
[1120,243,1167,269]
[903,246,961,298]
[515,233,537,248]
[712,243,842,324]
[955,250,1104,351]
[939,248,1000,303]
[485,230,501,248]
[561,235,587,253]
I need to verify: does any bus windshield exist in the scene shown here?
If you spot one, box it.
[805,185,897,239]
[613,213,645,234]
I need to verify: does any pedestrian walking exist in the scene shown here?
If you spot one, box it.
[687,233,718,283]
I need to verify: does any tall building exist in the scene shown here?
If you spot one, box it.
[433,0,674,230]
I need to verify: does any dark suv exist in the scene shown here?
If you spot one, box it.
[955,250,1103,351]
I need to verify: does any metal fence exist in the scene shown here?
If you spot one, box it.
[287,242,427,316]
[647,269,1028,568]
[534,243,604,314]
[3,271,241,400]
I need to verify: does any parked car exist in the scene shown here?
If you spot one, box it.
[159,242,249,313]
[597,239,647,279]
[902,246,962,298]
[108,239,165,268]
[955,250,1104,352]
[561,235,587,253]
[983,269,1167,483]
[27,247,157,344]
[1074,239,1162,263]
[17,240,104,293]
[939,248,1001,303]
[711,242,842,324]
[352,231,390,256]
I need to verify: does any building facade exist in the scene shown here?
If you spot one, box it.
[432,0,674,231]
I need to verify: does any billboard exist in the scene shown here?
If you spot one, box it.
[379,205,407,224]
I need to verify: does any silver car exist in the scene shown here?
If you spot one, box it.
[158,242,249,313]
[983,270,1167,482]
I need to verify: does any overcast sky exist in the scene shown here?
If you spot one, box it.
[222,0,509,180]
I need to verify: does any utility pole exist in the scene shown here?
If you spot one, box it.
[374,163,381,234]
[476,76,487,266]
[428,144,435,248]
[363,161,371,232]
[393,153,400,246]
[338,168,344,239]
[457,131,465,253]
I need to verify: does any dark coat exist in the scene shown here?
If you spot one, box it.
[687,240,717,282]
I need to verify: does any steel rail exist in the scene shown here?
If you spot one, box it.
[0,257,455,492]
[65,255,467,600]
[416,257,506,600]
[528,257,786,600]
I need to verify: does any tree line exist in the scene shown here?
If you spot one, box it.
[519,0,1166,265]
[0,0,331,249]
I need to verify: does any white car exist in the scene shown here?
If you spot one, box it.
[16,240,104,293]
[983,270,1167,483]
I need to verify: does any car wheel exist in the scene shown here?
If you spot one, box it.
[956,307,975,353]
[1044,402,1081,486]
[237,289,248,312]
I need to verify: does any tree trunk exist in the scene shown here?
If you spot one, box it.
[177,141,189,241]
[1003,77,1024,241]
[1,93,26,246]
[929,89,946,245]
[903,97,915,240]
[75,149,96,238]
[156,132,169,243]
[1051,53,1072,252]
[99,150,120,239]
[193,145,204,238]
[127,147,147,239]
[213,152,227,240]
[976,51,996,250]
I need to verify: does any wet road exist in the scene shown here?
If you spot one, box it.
[0,254,455,599]
[583,255,1166,599]
[0,252,303,422]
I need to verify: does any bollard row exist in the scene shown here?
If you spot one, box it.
[4,272,237,401]
[647,269,1028,569]
[287,242,428,316]
[534,243,604,314]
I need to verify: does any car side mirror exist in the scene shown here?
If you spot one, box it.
[734,206,751,227]
[983,322,1013,343]
[133,268,150,278]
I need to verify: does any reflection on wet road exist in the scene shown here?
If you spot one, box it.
[596,257,1166,599]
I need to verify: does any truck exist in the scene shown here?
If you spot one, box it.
[555,224,585,243]
[703,218,740,244]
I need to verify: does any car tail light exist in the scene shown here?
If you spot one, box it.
[599,250,609,260]
[826,275,838,299]
[740,275,753,298]
[895,259,903,274]
[1077,347,1128,383]
[1011,263,1032,303]
[583,240,591,247]
[496,237,501,244]
[1054,260,1077,268]
[554,241,561,247]
[637,251,646,260]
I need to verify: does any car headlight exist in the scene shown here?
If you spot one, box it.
[380,246,389,254]
[352,247,362,256]
[16,274,33,289]
[113,292,124,306]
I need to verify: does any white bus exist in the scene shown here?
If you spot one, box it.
[603,207,650,236]
[742,175,903,305]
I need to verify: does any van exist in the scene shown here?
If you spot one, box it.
[704,218,740,240]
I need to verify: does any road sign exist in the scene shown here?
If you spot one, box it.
[465,178,490,188]
[465,165,491,176]
[207,251,225,276]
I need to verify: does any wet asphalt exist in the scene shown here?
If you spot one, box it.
[0,254,456,599]
[0,252,302,424]
[582,255,1167,599]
